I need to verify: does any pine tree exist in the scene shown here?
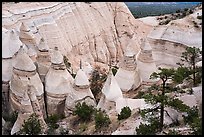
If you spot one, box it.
[20,113,42,135]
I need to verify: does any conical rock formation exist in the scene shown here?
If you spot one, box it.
[45,47,74,116]
[138,38,158,83]
[64,69,96,116]
[115,42,142,91]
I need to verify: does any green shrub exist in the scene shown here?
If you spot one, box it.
[3,111,18,125]
[73,102,95,121]
[189,9,193,14]
[63,55,71,69]
[197,15,202,20]
[46,114,60,129]
[134,91,145,99]
[94,109,111,130]
[183,106,202,135]
[118,106,131,120]
[89,67,107,103]
[112,67,118,76]
[167,129,180,135]
[176,10,181,13]
[135,117,160,135]
[20,113,42,135]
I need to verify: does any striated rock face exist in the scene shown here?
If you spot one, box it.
[115,45,142,92]
[138,38,158,82]
[64,69,96,116]
[145,10,202,68]
[45,47,74,116]
[2,2,152,72]
[36,38,51,83]
[27,84,47,133]
[9,47,46,117]
[2,29,23,82]
[11,91,34,135]
[19,22,41,63]
[2,28,24,115]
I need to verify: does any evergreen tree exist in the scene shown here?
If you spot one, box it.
[136,67,190,134]
[150,67,175,131]
[180,47,202,86]
[20,113,42,135]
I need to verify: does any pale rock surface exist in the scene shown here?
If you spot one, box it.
[36,38,51,83]
[11,84,47,135]
[112,111,143,135]
[81,61,93,78]
[19,22,41,63]
[2,29,23,82]
[102,71,123,102]
[64,69,96,116]
[177,94,198,108]
[2,117,6,134]
[74,69,89,87]
[12,47,36,72]
[148,37,187,68]
[97,71,123,113]
[115,45,142,91]
[19,22,41,47]
[9,47,45,117]
[27,84,47,132]
[11,92,34,135]
[2,28,24,115]
[138,38,158,82]
[2,117,5,127]
[45,47,74,115]
[145,6,202,68]
[115,97,151,114]
[138,16,159,26]
[2,2,152,71]
[97,94,117,115]
[192,85,202,116]
[164,107,181,125]
[196,61,202,67]
[148,15,202,49]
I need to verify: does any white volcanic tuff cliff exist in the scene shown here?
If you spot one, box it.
[2,2,152,71]
[138,6,202,68]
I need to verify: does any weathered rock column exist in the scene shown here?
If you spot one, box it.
[19,22,41,63]
[138,38,158,83]
[9,47,46,117]
[64,68,96,116]
[36,38,51,83]
[27,83,47,133]
[11,92,34,135]
[2,28,22,116]
[45,47,74,116]
[115,45,142,92]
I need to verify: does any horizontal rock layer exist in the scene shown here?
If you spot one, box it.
[2,2,152,71]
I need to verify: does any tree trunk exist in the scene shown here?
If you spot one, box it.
[193,61,196,87]
[160,81,165,131]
